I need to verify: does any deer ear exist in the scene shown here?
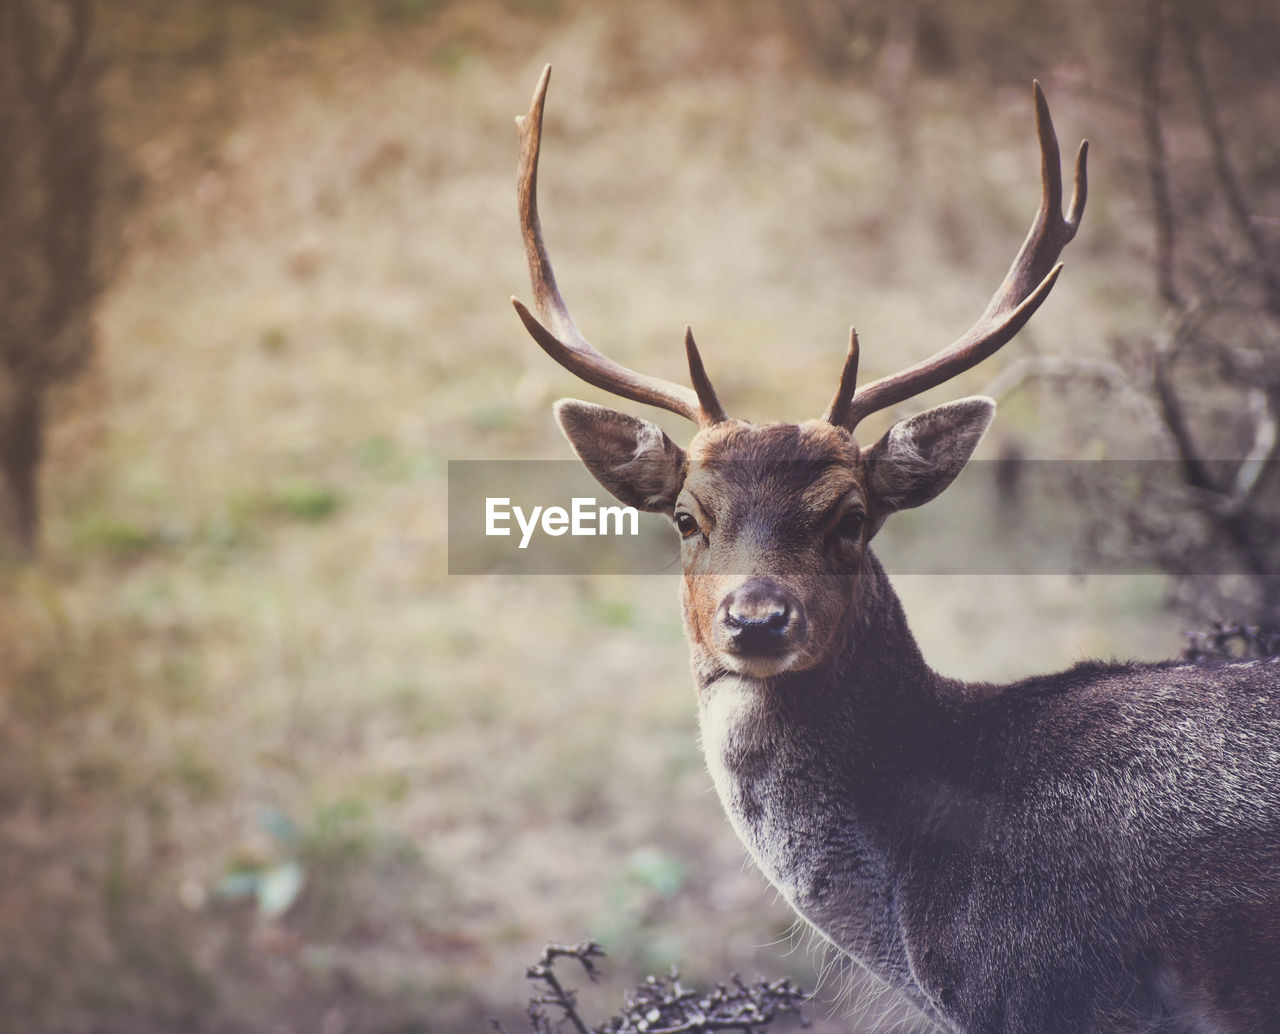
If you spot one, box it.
[865,396,995,514]
[554,400,686,514]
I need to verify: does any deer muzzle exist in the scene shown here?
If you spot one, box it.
[715,578,808,674]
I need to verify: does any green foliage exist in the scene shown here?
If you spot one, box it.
[215,859,308,917]
[379,0,443,23]
[172,747,221,801]
[429,39,472,73]
[353,434,396,472]
[213,799,376,921]
[595,846,690,966]
[468,403,519,432]
[592,596,637,629]
[72,515,166,558]
[302,796,374,870]
[624,846,686,898]
[264,481,344,523]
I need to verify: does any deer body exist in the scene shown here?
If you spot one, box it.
[508,67,1280,1032]
[673,422,1280,1032]
[697,557,1280,1032]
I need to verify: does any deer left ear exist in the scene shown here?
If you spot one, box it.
[865,396,995,515]
[554,399,687,514]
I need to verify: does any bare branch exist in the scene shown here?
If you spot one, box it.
[504,942,808,1034]
[1151,340,1217,494]
[1171,1,1280,319]
[1234,389,1280,514]
[1140,0,1180,308]
[1184,622,1280,662]
[980,354,1169,437]
[49,0,92,99]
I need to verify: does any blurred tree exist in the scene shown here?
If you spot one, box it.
[1121,0,1280,625]
[0,0,102,559]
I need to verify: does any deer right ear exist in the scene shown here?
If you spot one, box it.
[864,396,995,515]
[554,400,686,515]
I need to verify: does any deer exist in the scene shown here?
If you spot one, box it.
[509,65,1280,1033]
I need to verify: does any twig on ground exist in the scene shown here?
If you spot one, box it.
[496,942,809,1034]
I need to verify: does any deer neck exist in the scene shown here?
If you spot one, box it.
[689,552,953,982]
[689,551,943,751]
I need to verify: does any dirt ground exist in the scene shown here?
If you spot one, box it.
[0,1,1216,1031]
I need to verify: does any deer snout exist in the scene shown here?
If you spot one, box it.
[716,579,807,668]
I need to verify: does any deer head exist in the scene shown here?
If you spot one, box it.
[512,65,1086,683]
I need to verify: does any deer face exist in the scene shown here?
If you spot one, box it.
[556,398,994,679]
[677,420,863,678]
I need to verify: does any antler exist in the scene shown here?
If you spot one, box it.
[512,65,727,427]
[826,81,1088,432]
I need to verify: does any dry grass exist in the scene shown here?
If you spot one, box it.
[2,2,1197,1031]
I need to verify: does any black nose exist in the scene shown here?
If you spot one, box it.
[718,578,805,655]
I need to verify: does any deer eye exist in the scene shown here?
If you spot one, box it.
[675,512,700,539]
[835,510,865,542]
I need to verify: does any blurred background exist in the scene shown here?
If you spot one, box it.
[1,0,1278,1030]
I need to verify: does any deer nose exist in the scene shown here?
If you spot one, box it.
[718,578,806,656]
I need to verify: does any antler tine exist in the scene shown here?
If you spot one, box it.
[513,65,724,427]
[984,81,1088,320]
[685,327,729,424]
[822,327,861,427]
[835,82,1088,432]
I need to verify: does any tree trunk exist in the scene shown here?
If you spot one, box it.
[0,386,44,560]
